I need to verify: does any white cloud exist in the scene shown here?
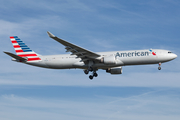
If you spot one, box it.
[0,15,70,37]
[0,89,180,120]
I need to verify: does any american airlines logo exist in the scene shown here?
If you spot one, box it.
[115,51,150,57]
[149,49,156,55]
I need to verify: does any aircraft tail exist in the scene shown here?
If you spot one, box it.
[9,36,41,62]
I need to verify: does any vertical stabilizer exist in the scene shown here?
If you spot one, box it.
[10,36,41,61]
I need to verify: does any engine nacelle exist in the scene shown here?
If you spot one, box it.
[106,67,122,74]
[101,55,116,65]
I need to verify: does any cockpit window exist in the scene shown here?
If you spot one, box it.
[168,51,172,53]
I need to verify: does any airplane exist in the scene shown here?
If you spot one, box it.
[4,31,177,80]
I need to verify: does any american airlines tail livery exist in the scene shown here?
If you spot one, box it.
[4,32,177,79]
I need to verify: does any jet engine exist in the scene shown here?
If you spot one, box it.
[106,67,122,74]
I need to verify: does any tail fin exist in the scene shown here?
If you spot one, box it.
[10,36,41,61]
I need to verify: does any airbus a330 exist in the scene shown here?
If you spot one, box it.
[4,32,177,79]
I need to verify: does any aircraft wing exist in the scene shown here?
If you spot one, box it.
[47,31,101,61]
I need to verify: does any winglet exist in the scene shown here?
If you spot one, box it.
[47,31,55,38]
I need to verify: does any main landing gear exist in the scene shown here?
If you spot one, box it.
[84,67,98,80]
[158,62,161,70]
[89,72,98,80]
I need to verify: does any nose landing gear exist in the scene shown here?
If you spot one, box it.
[158,62,161,70]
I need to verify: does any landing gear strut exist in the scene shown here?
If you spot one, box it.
[93,72,98,77]
[85,61,99,80]
[158,62,161,70]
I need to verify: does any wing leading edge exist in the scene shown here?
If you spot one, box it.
[47,31,101,61]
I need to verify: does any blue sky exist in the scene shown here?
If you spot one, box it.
[0,0,180,120]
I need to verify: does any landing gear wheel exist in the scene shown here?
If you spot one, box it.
[89,75,93,80]
[93,72,98,77]
[158,67,161,70]
[84,70,89,75]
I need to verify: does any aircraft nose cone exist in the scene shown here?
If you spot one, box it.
[174,54,177,58]
[172,53,177,59]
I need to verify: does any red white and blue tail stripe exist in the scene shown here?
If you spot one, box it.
[10,36,41,62]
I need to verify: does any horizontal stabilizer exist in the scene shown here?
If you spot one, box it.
[3,51,27,61]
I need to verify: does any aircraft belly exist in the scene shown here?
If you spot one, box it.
[26,61,49,68]
[44,59,77,69]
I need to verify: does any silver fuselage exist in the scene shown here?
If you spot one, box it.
[25,49,177,69]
